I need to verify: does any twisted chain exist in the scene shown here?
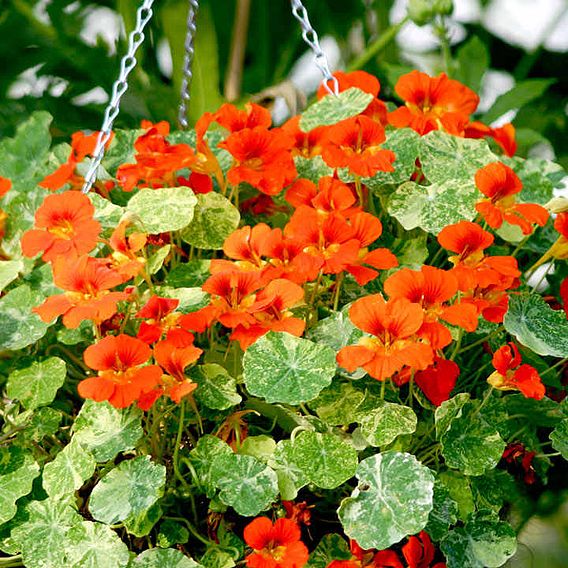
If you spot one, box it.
[82,0,155,194]
[178,0,200,129]
[290,0,339,96]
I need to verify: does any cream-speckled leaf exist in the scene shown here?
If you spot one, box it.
[269,440,309,501]
[89,193,124,228]
[356,402,417,447]
[504,293,568,357]
[426,481,459,541]
[311,382,366,426]
[7,357,66,410]
[0,285,50,350]
[11,498,82,568]
[130,548,202,568]
[299,88,373,132]
[146,245,171,275]
[388,180,478,235]
[43,438,96,499]
[188,435,233,498]
[66,522,130,568]
[306,534,351,568]
[181,192,240,250]
[294,156,334,184]
[441,514,517,568]
[0,447,40,525]
[338,452,434,550]
[243,332,336,405]
[292,431,357,489]
[126,187,197,234]
[210,453,278,516]
[550,418,568,460]
[419,131,496,183]
[72,400,143,462]
[89,456,166,525]
[190,364,242,410]
[0,260,23,292]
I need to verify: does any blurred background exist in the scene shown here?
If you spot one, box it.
[3,0,568,564]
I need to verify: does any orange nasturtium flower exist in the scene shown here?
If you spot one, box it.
[474,162,548,234]
[20,191,101,262]
[388,71,479,135]
[0,177,11,198]
[34,255,127,328]
[136,296,181,344]
[337,295,434,382]
[488,343,545,400]
[105,220,147,280]
[79,334,163,408]
[243,517,309,568]
[220,127,297,196]
[321,115,395,177]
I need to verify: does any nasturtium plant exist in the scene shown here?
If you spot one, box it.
[0,20,566,566]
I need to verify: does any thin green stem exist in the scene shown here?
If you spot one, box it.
[172,401,189,489]
[459,326,504,355]
[163,516,211,546]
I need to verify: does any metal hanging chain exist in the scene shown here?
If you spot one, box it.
[290,0,339,96]
[178,0,200,129]
[82,0,156,194]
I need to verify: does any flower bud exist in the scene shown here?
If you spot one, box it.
[434,0,454,16]
[407,0,435,26]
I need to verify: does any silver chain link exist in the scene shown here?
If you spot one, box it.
[82,0,155,194]
[290,0,339,96]
[178,0,200,129]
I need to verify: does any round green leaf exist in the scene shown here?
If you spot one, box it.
[550,418,568,459]
[131,548,202,568]
[441,514,517,568]
[72,400,143,462]
[338,451,435,550]
[188,435,233,498]
[0,447,40,525]
[89,456,166,524]
[239,435,277,462]
[43,438,96,499]
[292,431,357,489]
[65,521,130,568]
[190,364,242,410]
[126,187,197,234]
[243,332,337,405]
[425,480,459,541]
[210,453,278,516]
[419,131,496,184]
[157,520,189,548]
[11,498,82,568]
[89,193,124,229]
[0,285,50,351]
[269,440,309,501]
[181,192,240,249]
[306,534,351,568]
[299,88,374,132]
[388,180,478,235]
[311,382,366,426]
[7,357,66,410]
[438,399,505,476]
[504,293,568,357]
[356,402,417,447]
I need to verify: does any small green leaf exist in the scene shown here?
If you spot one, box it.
[0,447,40,525]
[188,436,233,498]
[437,397,505,476]
[441,514,517,568]
[123,503,163,537]
[311,382,366,426]
[72,400,143,462]
[131,548,202,568]
[306,534,351,568]
[211,453,279,516]
[550,418,568,459]
[338,451,435,550]
[101,129,143,175]
[126,187,197,234]
[0,260,23,292]
[146,245,171,275]
[425,480,459,541]
[504,293,568,358]
[43,438,96,499]
[181,193,240,250]
[388,180,478,235]
[66,521,131,568]
[166,260,211,287]
[455,36,489,93]
[199,548,235,568]
[243,332,337,405]
[7,357,66,410]
[0,285,50,350]
[155,286,209,314]
[419,131,496,184]
[292,431,358,489]
[308,309,364,353]
[157,520,189,548]
[89,456,166,525]
[299,88,374,132]
[435,393,470,439]
[17,407,62,442]
[269,440,309,501]
[356,402,417,447]
[437,471,475,521]
[89,193,125,229]
[11,498,82,568]
[191,364,242,410]
[239,435,277,463]
[482,79,554,124]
